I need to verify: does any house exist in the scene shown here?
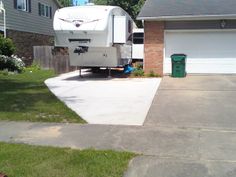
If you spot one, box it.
[0,0,61,64]
[137,0,236,75]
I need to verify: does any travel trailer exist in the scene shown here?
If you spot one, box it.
[53,5,137,70]
[132,28,144,60]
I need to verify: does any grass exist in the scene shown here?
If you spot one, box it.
[0,142,135,177]
[0,69,85,123]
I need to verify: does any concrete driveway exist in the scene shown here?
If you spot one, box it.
[145,75,236,129]
[125,75,236,177]
[45,70,161,125]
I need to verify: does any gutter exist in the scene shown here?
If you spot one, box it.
[137,14,236,21]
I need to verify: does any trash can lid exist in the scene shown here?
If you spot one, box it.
[171,54,187,62]
[171,54,186,57]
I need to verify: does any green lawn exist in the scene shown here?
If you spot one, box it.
[0,142,135,177]
[0,69,85,123]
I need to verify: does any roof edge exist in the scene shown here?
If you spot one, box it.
[137,14,236,21]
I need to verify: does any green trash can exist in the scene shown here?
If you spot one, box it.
[171,54,187,78]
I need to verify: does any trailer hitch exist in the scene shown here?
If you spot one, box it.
[74,46,88,55]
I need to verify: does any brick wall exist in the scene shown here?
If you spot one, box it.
[144,21,164,76]
[7,29,54,65]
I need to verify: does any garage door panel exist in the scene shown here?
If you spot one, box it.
[164,58,236,74]
[165,31,236,74]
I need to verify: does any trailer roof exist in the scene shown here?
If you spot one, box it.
[54,5,127,31]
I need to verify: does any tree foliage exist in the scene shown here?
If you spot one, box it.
[58,0,73,7]
[94,0,145,27]
[0,35,16,57]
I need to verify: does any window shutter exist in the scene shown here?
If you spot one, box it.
[49,7,52,19]
[38,3,41,16]
[13,0,17,9]
[28,0,31,12]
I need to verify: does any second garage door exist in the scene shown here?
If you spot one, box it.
[164,30,236,74]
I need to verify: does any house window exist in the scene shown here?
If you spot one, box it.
[14,0,31,12]
[38,3,52,18]
[17,0,27,11]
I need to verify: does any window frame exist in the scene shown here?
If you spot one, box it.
[16,0,29,12]
[38,3,52,18]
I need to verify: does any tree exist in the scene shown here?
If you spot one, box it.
[94,0,145,27]
[58,0,73,7]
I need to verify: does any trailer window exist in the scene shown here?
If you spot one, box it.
[133,32,144,44]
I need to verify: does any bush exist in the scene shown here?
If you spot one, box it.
[136,62,143,70]
[146,70,160,77]
[25,61,41,72]
[0,55,25,73]
[131,68,145,77]
[0,35,16,56]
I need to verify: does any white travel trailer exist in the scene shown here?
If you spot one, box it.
[53,5,135,69]
[132,28,144,60]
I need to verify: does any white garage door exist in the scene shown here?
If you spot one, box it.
[164,30,236,74]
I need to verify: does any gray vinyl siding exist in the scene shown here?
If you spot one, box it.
[165,20,236,30]
[0,0,59,36]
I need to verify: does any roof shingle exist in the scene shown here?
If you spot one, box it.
[137,0,236,20]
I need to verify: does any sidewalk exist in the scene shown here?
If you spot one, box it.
[1,121,236,176]
[1,121,236,160]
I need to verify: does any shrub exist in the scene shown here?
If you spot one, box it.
[0,35,16,56]
[131,68,145,77]
[135,62,143,70]
[146,70,160,77]
[0,55,25,73]
[25,61,41,72]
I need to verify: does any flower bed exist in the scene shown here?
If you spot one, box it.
[0,55,25,73]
